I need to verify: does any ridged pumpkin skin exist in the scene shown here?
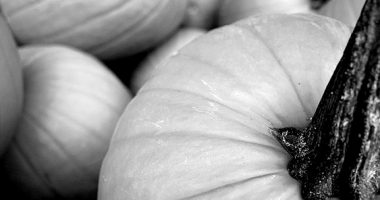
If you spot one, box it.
[0,15,23,155]
[317,0,365,27]
[2,45,131,199]
[0,0,187,59]
[131,28,205,93]
[218,0,311,25]
[99,14,350,200]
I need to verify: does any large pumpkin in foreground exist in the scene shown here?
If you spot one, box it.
[99,14,351,199]
[2,45,131,199]
[0,0,187,59]
[0,15,23,155]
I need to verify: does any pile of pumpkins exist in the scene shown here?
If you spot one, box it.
[0,0,366,199]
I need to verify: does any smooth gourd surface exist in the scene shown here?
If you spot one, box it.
[99,14,350,200]
[317,0,365,27]
[218,0,311,25]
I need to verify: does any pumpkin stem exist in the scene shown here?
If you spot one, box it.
[273,0,380,199]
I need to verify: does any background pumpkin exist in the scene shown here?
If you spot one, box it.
[99,13,350,199]
[182,0,221,29]
[131,28,205,94]
[1,45,131,199]
[317,0,366,27]
[0,0,188,59]
[0,15,23,155]
[218,0,311,25]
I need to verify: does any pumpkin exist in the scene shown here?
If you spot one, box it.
[2,45,131,199]
[98,13,351,199]
[131,28,205,93]
[218,0,311,25]
[317,0,366,27]
[182,0,221,29]
[0,14,23,155]
[0,0,187,59]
